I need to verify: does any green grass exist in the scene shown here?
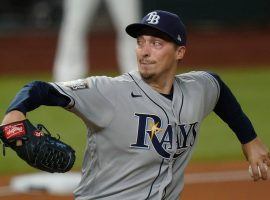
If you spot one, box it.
[0,69,270,174]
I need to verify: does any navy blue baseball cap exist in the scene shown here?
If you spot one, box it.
[126,10,187,46]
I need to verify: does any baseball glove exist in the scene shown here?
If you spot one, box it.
[0,119,75,173]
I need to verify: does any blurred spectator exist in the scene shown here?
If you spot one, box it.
[0,0,62,29]
[53,0,141,81]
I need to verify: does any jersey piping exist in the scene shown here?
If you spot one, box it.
[144,159,165,200]
[175,78,185,124]
[50,82,76,109]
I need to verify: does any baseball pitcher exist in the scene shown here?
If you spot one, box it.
[1,10,269,200]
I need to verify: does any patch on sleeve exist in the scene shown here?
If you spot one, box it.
[62,79,89,90]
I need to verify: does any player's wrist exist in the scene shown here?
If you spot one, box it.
[1,110,26,125]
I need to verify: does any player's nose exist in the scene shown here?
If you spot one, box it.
[140,43,151,57]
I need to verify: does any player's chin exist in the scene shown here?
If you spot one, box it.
[139,70,155,81]
[139,63,154,73]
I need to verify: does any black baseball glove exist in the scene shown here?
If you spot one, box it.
[0,119,75,173]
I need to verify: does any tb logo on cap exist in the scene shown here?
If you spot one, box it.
[146,11,160,24]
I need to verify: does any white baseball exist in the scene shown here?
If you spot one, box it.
[248,164,268,178]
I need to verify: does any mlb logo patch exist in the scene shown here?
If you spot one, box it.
[62,79,89,90]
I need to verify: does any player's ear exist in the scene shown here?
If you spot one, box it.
[175,46,186,60]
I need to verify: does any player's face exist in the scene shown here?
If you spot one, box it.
[136,33,185,83]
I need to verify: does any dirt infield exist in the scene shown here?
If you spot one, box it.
[0,161,269,200]
[182,162,270,200]
[1,28,270,75]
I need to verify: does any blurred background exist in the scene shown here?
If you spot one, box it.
[0,0,270,199]
[0,0,270,74]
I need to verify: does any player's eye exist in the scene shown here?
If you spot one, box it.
[153,40,162,48]
[137,39,144,47]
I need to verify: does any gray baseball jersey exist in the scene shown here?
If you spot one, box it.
[51,70,220,200]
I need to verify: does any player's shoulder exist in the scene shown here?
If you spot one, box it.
[176,70,211,79]
[93,73,134,85]
[176,71,220,94]
[176,70,217,84]
[85,72,136,94]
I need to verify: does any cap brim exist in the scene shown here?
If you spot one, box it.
[126,23,180,45]
[126,23,154,38]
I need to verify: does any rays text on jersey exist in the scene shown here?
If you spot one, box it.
[130,113,198,159]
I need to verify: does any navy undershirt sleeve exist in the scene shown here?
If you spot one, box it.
[6,81,71,115]
[208,72,257,144]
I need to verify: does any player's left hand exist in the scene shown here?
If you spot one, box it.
[0,118,76,173]
[242,137,270,181]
